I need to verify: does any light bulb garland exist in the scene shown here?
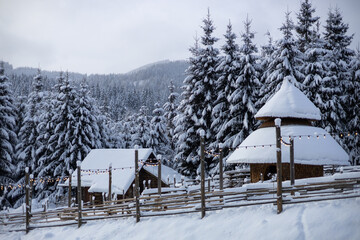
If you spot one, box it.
[200,131,358,156]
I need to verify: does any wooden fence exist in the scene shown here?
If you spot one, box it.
[1,171,359,233]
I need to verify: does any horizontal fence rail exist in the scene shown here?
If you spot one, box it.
[1,171,359,233]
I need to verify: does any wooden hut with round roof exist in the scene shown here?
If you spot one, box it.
[227,79,349,183]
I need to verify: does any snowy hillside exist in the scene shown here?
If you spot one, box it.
[2,198,359,240]
[5,59,188,117]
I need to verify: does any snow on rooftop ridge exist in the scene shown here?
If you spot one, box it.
[143,164,187,184]
[255,79,321,121]
[80,148,153,170]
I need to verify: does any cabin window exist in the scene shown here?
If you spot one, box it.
[264,165,277,180]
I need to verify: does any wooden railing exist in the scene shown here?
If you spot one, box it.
[1,172,359,233]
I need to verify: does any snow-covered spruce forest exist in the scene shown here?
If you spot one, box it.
[1,1,359,208]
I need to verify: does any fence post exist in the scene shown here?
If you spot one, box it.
[25,167,30,234]
[200,130,206,219]
[108,163,112,202]
[68,170,72,207]
[275,118,283,214]
[77,161,82,228]
[134,146,140,223]
[290,138,295,186]
[219,144,224,191]
[29,174,33,212]
[157,155,162,195]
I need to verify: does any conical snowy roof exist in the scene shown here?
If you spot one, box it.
[255,79,321,121]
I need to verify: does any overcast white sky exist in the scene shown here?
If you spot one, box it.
[0,0,359,74]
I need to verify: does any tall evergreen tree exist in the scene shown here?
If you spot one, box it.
[348,48,360,165]
[163,80,179,150]
[322,7,354,136]
[9,70,44,207]
[150,102,170,156]
[16,70,44,172]
[302,22,329,124]
[295,0,320,53]
[51,72,78,174]
[132,106,151,148]
[173,37,201,173]
[122,115,135,148]
[35,72,79,202]
[175,10,219,177]
[259,11,304,106]
[0,62,17,207]
[71,78,102,164]
[35,92,55,201]
[258,31,276,109]
[227,17,261,148]
[211,21,240,152]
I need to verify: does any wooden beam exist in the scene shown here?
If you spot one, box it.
[25,167,30,234]
[68,170,72,207]
[135,146,140,223]
[77,161,82,228]
[219,144,224,191]
[157,155,162,195]
[108,163,112,202]
[200,131,206,219]
[275,118,283,214]
[290,138,295,186]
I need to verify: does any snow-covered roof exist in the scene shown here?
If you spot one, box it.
[143,164,186,185]
[227,126,349,166]
[70,148,154,194]
[255,79,321,121]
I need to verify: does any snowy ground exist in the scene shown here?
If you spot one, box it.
[1,198,360,240]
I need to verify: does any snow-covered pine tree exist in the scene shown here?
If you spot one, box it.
[258,11,304,106]
[9,70,44,207]
[16,70,44,172]
[163,80,179,150]
[302,21,329,123]
[227,17,261,149]
[34,92,55,201]
[175,10,219,177]
[132,106,151,148]
[295,0,320,53]
[348,48,360,165]
[122,115,135,148]
[149,102,170,156]
[173,37,201,173]
[96,112,112,149]
[211,21,240,153]
[14,96,27,141]
[322,7,354,137]
[261,31,276,60]
[38,72,78,201]
[107,120,125,148]
[258,31,276,109]
[0,62,17,207]
[71,78,102,164]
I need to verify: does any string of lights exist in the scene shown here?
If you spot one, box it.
[281,132,358,140]
[2,132,356,190]
[200,131,359,156]
[1,176,69,190]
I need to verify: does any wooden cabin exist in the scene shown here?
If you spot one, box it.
[67,148,182,204]
[227,79,349,183]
